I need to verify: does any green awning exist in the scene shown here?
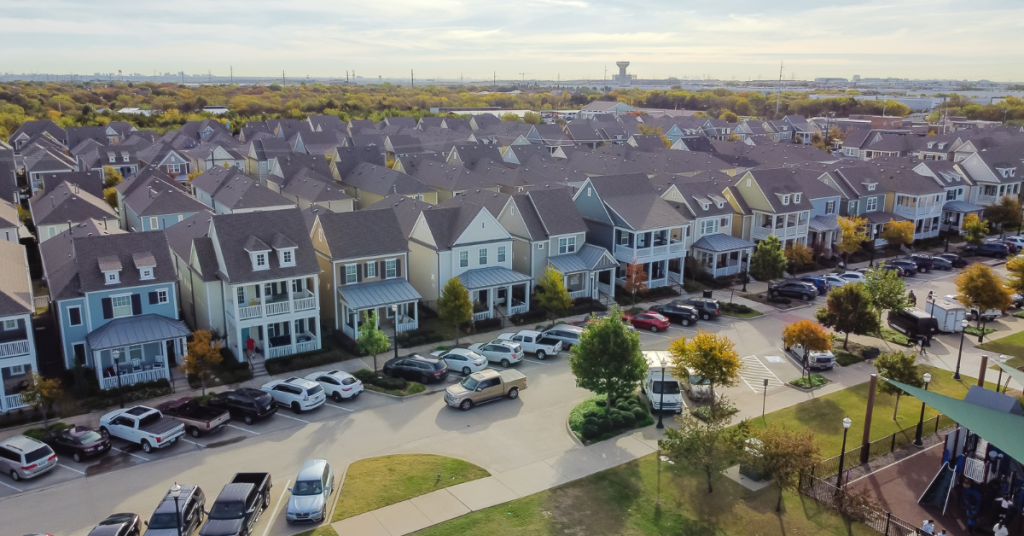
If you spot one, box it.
[996,362,1024,390]
[884,379,1024,463]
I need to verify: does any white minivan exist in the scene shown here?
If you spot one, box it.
[641,352,684,413]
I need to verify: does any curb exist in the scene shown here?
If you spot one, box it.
[564,416,585,447]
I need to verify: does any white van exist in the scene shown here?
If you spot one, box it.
[642,352,684,413]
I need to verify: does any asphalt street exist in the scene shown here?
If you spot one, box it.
[0,263,1000,536]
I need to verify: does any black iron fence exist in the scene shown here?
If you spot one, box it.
[801,475,920,536]
[813,414,955,480]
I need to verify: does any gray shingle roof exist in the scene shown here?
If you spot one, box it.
[317,209,408,261]
[30,181,117,226]
[123,178,208,218]
[0,240,32,316]
[342,162,434,197]
[163,212,220,282]
[419,205,486,251]
[586,174,689,230]
[525,187,588,237]
[191,166,294,211]
[72,231,177,295]
[210,208,319,284]
[548,243,618,273]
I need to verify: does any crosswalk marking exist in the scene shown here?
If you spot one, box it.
[738,355,785,393]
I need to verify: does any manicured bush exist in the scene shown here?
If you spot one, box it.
[609,414,625,429]
[721,302,753,314]
[264,350,344,375]
[767,295,792,305]
[582,424,599,440]
[596,417,612,432]
[583,416,598,428]
[631,406,648,421]
[595,398,607,407]
[396,328,446,347]
[620,411,636,428]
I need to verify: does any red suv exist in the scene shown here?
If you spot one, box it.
[624,311,671,332]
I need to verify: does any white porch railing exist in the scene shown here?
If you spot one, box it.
[652,245,667,255]
[265,301,291,316]
[238,304,263,320]
[473,311,492,321]
[4,393,26,410]
[668,242,684,253]
[508,304,529,315]
[100,368,168,391]
[975,194,997,206]
[395,315,418,333]
[614,243,682,261]
[753,226,804,241]
[294,297,316,312]
[0,339,30,358]
[267,345,293,359]
[296,339,318,354]
[964,457,987,483]
[33,296,48,311]
[569,290,590,299]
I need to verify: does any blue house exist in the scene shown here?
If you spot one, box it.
[42,230,189,391]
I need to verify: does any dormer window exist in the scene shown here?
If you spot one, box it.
[700,202,710,210]
[278,248,295,267]
[793,193,802,204]
[106,271,120,284]
[866,183,876,191]
[927,142,934,149]
[121,152,130,162]
[253,253,268,270]
[140,268,153,280]
[108,153,116,163]
[937,143,945,150]
[781,195,790,206]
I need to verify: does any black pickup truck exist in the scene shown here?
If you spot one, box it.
[200,472,272,536]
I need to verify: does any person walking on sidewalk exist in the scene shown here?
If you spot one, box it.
[918,338,928,356]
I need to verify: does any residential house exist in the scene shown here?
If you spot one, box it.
[310,209,421,339]
[0,198,23,243]
[23,141,78,192]
[28,171,103,198]
[245,137,293,181]
[190,166,296,214]
[339,162,437,208]
[7,121,66,152]
[43,231,189,390]
[957,146,1024,209]
[872,162,946,240]
[913,161,983,232]
[394,155,497,202]
[0,143,17,203]
[30,181,118,242]
[573,174,689,288]
[121,176,209,232]
[76,145,141,181]
[0,240,39,413]
[727,167,819,248]
[578,101,636,119]
[266,154,354,212]
[137,143,194,181]
[821,164,909,248]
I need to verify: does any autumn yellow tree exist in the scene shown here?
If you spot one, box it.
[956,264,1013,334]
[784,242,813,274]
[836,216,869,266]
[962,213,989,245]
[637,124,671,148]
[20,373,64,431]
[880,219,915,252]
[1006,255,1024,295]
[782,320,832,377]
[755,425,821,512]
[182,330,224,395]
[622,261,647,308]
[668,329,741,407]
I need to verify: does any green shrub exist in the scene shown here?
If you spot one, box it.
[631,406,648,421]
[767,295,792,305]
[595,398,607,407]
[407,383,426,395]
[609,414,625,429]
[582,424,599,440]
[789,374,830,389]
[596,417,612,432]
[692,401,739,422]
[264,350,344,375]
[620,411,636,428]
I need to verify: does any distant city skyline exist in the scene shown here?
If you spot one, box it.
[2,0,1023,82]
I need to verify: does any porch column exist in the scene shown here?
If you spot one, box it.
[287,278,294,309]
[263,323,270,356]
[412,301,418,327]
[259,284,266,309]
[289,321,296,354]
[94,351,105,387]
[487,288,494,318]
[506,284,513,315]
[524,282,530,310]
[373,310,379,328]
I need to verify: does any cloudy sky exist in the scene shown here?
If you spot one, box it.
[2,0,1022,82]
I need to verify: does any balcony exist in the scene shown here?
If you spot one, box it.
[99,367,169,391]
[266,333,318,358]
[0,339,30,358]
[613,240,684,262]
[238,304,263,320]
[3,393,26,410]
[265,301,291,316]
[395,315,418,333]
[752,224,806,241]
[894,204,941,219]
[975,194,998,206]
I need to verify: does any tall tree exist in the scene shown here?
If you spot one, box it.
[102,166,123,188]
[755,425,821,512]
[861,267,910,332]
[20,373,64,431]
[622,261,647,308]
[836,216,869,267]
[749,235,787,283]
[660,411,750,493]
[955,263,1013,332]
[875,351,923,419]
[782,320,832,377]
[568,306,646,408]
[880,219,915,252]
[668,329,741,406]
[1006,254,1024,295]
[536,266,573,325]
[437,277,473,345]
[182,330,224,395]
[985,195,1023,236]
[962,213,989,245]
[815,284,880,349]
[784,242,813,275]
[357,310,391,373]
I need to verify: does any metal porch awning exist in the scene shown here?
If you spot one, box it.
[548,244,618,273]
[86,314,191,350]
[338,278,422,310]
[457,267,532,290]
[691,234,755,253]
[942,200,985,213]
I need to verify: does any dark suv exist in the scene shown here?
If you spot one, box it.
[383,354,450,383]
[207,388,277,425]
[676,298,720,320]
[768,281,818,301]
[145,484,205,536]
[908,254,936,272]
[649,303,700,326]
[888,259,918,276]
[966,243,1009,258]
[937,253,968,268]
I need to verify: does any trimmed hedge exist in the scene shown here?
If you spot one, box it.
[84,379,173,411]
[569,393,653,443]
[721,302,753,314]
[352,369,427,396]
[396,328,447,348]
[265,350,345,375]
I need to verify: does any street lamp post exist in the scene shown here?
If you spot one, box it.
[836,417,852,489]
[761,378,769,423]
[914,373,932,446]
[170,482,183,536]
[656,366,666,429]
[994,355,1008,392]
[953,319,968,380]
[112,349,124,409]
[392,304,400,360]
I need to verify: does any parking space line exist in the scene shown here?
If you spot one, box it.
[181,438,199,445]
[58,463,85,475]
[0,479,23,492]
[262,479,291,536]
[518,359,550,365]
[112,447,149,461]
[276,413,310,424]
[227,424,260,435]
[738,356,785,393]
[325,403,354,412]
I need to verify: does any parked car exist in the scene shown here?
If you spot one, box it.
[43,425,110,463]
[206,389,277,425]
[768,280,818,301]
[145,484,206,536]
[887,308,939,342]
[286,459,334,524]
[572,311,636,331]
[937,253,968,268]
[1010,291,1024,308]
[642,352,683,413]
[469,340,524,367]
[431,348,489,375]
[1004,236,1024,249]
[87,513,141,536]
[99,406,185,454]
[783,343,836,370]
[873,263,908,277]
[839,271,866,283]
[677,298,721,320]
[304,370,363,402]
[679,367,713,401]
[261,377,326,414]
[199,473,272,536]
[539,325,585,349]
[988,237,1022,254]
[624,311,671,332]
[799,275,827,295]
[965,242,1009,258]
[497,330,563,359]
[909,254,937,272]
[888,259,919,276]
[926,255,954,271]
[382,354,450,383]
[0,435,57,481]
[154,397,231,438]
[649,303,699,326]
[444,369,528,411]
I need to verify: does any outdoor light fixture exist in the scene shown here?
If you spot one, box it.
[953,319,969,380]
[914,373,932,446]
[836,417,853,490]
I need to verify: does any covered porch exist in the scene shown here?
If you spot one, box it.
[240,316,321,360]
[864,211,909,249]
[808,215,839,258]
[457,267,532,321]
[690,234,754,278]
[87,315,190,391]
[1,358,34,412]
[941,200,985,232]
[338,278,422,339]
[549,244,619,300]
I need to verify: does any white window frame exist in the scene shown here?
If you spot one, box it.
[156,289,169,304]
[825,201,835,214]
[255,253,267,269]
[558,236,576,254]
[236,287,245,305]
[149,216,159,229]
[497,246,506,263]
[111,294,133,318]
[459,251,469,268]
[365,261,376,278]
[849,201,858,213]
[3,319,17,330]
[68,305,83,326]
[385,259,397,279]
[281,249,293,266]
[781,194,790,205]
[478,248,487,265]
[140,267,153,280]
[9,364,25,375]
[866,197,878,212]
[344,264,357,284]
[106,271,120,284]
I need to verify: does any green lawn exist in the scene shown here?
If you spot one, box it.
[750,365,996,454]
[331,454,490,522]
[293,527,338,536]
[721,309,763,319]
[411,453,873,536]
[980,330,1024,368]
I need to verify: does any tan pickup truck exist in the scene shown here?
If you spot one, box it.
[444,369,527,411]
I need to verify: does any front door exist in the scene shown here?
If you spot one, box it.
[165,340,176,366]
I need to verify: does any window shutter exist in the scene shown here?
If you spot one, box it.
[396,258,402,278]
[356,263,363,283]
[101,298,113,319]
[378,261,384,279]
[149,292,158,305]
[131,294,142,315]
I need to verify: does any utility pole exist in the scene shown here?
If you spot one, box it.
[775,61,784,118]
[282,70,286,87]
[493,71,496,89]
[411,69,414,88]
[230,66,233,85]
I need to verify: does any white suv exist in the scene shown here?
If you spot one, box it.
[0,435,57,481]
[262,377,326,413]
[304,370,364,402]
[468,340,524,367]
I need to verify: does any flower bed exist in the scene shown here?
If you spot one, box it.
[568,393,653,444]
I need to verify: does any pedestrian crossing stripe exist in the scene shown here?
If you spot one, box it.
[738,355,785,392]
